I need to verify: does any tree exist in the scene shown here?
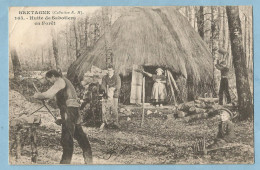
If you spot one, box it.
[10,48,22,78]
[226,6,253,120]
[84,16,89,48]
[102,7,113,67]
[51,29,60,69]
[197,6,204,39]
[73,20,80,59]
[211,6,221,95]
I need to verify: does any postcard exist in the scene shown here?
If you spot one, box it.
[9,6,254,165]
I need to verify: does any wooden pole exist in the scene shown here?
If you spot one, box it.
[168,71,180,93]
[167,70,177,106]
[141,77,145,127]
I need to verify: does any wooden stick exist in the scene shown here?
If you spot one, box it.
[167,71,177,106]
[15,129,22,160]
[30,125,38,163]
[168,70,180,93]
[141,77,145,127]
[206,144,242,152]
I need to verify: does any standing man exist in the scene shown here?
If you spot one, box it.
[215,61,232,105]
[33,70,93,164]
[101,65,121,128]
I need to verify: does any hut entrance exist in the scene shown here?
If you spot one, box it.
[126,65,173,105]
[119,65,180,106]
[143,66,162,103]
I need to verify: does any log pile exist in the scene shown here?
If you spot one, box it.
[176,97,232,121]
[80,65,107,90]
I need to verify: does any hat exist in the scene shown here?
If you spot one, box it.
[218,108,234,119]
[156,68,164,73]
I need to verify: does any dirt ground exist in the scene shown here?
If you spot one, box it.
[9,80,254,165]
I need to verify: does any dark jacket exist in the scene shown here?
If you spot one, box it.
[101,74,121,98]
[217,120,235,143]
[215,64,229,77]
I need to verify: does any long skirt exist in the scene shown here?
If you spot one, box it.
[151,82,167,103]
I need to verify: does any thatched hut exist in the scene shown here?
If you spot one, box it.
[68,7,214,103]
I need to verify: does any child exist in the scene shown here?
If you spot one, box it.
[207,109,235,149]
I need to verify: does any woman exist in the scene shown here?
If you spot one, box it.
[142,68,167,107]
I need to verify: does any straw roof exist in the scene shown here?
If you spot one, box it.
[68,7,213,87]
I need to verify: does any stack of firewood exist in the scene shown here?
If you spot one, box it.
[176,97,225,120]
[81,65,107,89]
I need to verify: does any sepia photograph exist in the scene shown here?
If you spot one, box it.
[9,6,254,165]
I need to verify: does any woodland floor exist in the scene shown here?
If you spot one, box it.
[9,78,254,165]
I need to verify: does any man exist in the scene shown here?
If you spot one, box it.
[33,70,92,164]
[215,61,231,105]
[100,65,121,129]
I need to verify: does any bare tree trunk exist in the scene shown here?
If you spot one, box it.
[10,48,22,78]
[226,6,253,120]
[93,23,100,45]
[197,6,204,39]
[248,16,252,70]
[189,6,195,28]
[244,15,248,66]
[102,7,113,67]
[218,7,224,49]
[204,7,212,50]
[51,30,60,69]
[85,16,89,48]
[185,6,189,19]
[65,24,71,64]
[73,20,80,59]
[211,6,221,96]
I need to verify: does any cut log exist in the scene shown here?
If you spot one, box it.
[180,101,195,112]
[195,108,206,114]
[198,97,219,103]
[177,103,184,110]
[188,106,196,114]
[194,100,201,104]
[177,110,187,118]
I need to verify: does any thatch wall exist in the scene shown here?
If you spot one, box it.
[68,7,214,101]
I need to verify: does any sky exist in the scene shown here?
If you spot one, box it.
[9,7,101,53]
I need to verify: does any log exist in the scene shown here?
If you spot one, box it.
[195,108,206,114]
[180,101,195,112]
[194,100,201,104]
[177,110,187,118]
[198,97,219,103]
[189,106,196,114]
[177,103,184,110]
